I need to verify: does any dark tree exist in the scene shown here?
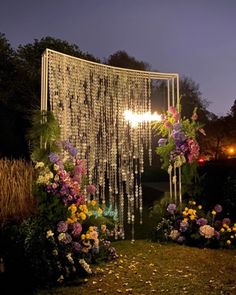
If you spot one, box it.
[107,50,150,70]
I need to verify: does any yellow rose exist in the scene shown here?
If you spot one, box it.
[220,228,225,232]
[227,228,231,232]
[188,209,194,215]
[81,234,86,240]
[190,215,195,220]
[89,226,94,232]
[183,211,188,217]
[192,201,196,205]
[226,240,231,245]
[230,235,234,239]
[79,212,87,221]
[198,205,202,210]
[183,218,188,222]
[223,223,229,229]
[184,207,188,211]
[69,204,77,214]
[86,233,90,239]
[211,210,216,215]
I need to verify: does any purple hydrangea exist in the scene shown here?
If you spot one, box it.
[167,203,176,214]
[172,130,186,143]
[69,146,78,157]
[179,221,189,232]
[196,218,208,226]
[49,152,60,163]
[72,241,82,252]
[214,204,223,213]
[176,235,186,244]
[173,123,182,131]
[214,230,221,240]
[57,221,68,233]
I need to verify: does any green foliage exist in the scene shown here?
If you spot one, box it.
[155,140,175,170]
[27,110,61,162]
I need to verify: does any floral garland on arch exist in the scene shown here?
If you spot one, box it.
[154,106,206,196]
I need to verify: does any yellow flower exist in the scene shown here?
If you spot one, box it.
[81,234,86,240]
[223,223,229,229]
[226,240,231,245]
[188,201,192,205]
[183,218,188,222]
[53,164,59,171]
[230,235,234,239]
[86,233,90,239]
[35,162,44,169]
[67,217,74,224]
[79,204,88,213]
[198,205,202,210]
[184,207,188,211]
[211,210,216,215]
[89,226,94,232]
[183,211,188,217]
[192,201,196,205]
[91,200,97,206]
[97,208,103,214]
[220,228,225,233]
[69,204,77,214]
[79,212,87,221]
[188,209,194,215]
[232,227,236,232]
[190,215,195,220]
[227,228,231,232]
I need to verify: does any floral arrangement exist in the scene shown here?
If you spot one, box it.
[155,106,205,171]
[19,139,119,286]
[157,201,236,248]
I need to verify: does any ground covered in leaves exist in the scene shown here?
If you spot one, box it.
[37,240,236,295]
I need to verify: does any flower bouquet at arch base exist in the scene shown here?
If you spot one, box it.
[18,138,120,287]
[158,201,236,249]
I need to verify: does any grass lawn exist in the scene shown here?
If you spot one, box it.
[37,240,236,295]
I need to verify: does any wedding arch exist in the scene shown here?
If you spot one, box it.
[41,48,180,239]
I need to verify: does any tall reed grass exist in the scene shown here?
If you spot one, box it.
[0,159,36,222]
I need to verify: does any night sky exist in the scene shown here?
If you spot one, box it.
[1,0,236,116]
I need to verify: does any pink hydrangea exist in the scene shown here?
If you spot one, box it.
[72,222,82,237]
[86,184,96,195]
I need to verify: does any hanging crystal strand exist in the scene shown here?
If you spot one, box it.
[173,165,177,204]
[139,172,143,224]
[168,165,173,202]
[178,166,182,205]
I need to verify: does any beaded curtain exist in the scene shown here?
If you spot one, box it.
[41,49,179,240]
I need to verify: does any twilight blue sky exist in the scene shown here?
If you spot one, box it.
[1,0,236,116]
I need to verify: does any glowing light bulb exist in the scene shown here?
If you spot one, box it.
[124,110,162,127]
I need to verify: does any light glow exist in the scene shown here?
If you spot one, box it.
[124,110,162,127]
[228,147,235,155]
